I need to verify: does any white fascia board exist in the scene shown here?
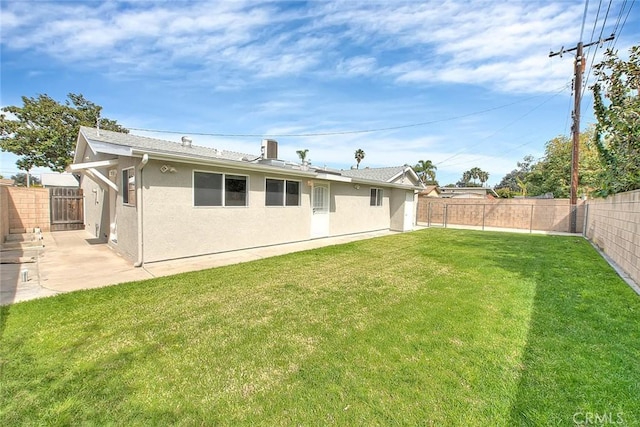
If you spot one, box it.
[85,168,119,192]
[388,167,420,184]
[87,140,133,157]
[130,150,318,179]
[69,159,119,171]
[350,176,421,190]
[314,173,352,183]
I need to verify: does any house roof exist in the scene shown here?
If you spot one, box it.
[41,173,79,187]
[78,126,252,163]
[342,166,410,182]
[74,127,423,190]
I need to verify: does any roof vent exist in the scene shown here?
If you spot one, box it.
[181,136,192,147]
[261,139,278,160]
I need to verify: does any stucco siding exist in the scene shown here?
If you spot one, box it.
[329,183,390,236]
[140,162,312,262]
[389,189,410,231]
[113,156,139,261]
[78,140,113,241]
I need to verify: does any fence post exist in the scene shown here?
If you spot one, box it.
[482,204,486,231]
[444,204,448,228]
[583,202,589,237]
[530,204,534,233]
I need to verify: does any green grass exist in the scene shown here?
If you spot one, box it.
[1,228,639,425]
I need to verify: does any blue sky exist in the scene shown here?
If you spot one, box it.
[1,0,638,186]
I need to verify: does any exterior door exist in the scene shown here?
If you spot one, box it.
[311,184,330,238]
[403,191,415,231]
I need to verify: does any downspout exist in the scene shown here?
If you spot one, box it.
[134,154,149,267]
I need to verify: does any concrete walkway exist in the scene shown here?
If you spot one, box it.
[1,229,394,305]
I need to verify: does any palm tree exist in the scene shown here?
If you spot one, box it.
[413,160,437,185]
[296,149,309,163]
[478,170,489,187]
[354,149,365,169]
[469,167,483,185]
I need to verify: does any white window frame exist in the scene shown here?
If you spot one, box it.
[265,178,301,207]
[122,167,136,207]
[370,187,383,207]
[193,170,249,207]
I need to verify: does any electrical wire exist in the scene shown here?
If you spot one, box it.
[609,0,635,51]
[581,0,613,98]
[126,86,570,139]
[436,83,570,168]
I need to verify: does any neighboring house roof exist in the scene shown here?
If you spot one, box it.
[73,127,423,190]
[439,186,499,198]
[420,185,441,197]
[41,173,79,187]
[341,165,421,185]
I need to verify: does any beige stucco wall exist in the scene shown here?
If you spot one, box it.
[585,190,640,286]
[328,183,390,236]
[389,188,414,232]
[113,157,140,262]
[78,141,115,243]
[140,161,312,262]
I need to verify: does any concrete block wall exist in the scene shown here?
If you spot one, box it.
[0,186,9,241]
[5,187,51,233]
[585,190,640,286]
[417,197,584,233]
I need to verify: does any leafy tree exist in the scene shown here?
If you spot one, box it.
[496,155,535,193]
[413,159,438,185]
[354,148,365,169]
[527,128,601,198]
[591,45,640,195]
[0,93,127,173]
[12,173,41,187]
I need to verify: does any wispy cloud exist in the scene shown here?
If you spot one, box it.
[0,0,612,94]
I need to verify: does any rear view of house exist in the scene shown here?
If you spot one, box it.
[70,127,422,265]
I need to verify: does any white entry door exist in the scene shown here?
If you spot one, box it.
[403,191,415,231]
[311,184,330,238]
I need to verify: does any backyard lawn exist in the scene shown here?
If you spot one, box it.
[1,228,638,425]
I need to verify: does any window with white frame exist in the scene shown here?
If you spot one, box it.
[194,171,247,207]
[122,168,135,206]
[370,188,383,206]
[266,178,300,206]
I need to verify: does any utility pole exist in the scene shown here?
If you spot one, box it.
[549,34,614,233]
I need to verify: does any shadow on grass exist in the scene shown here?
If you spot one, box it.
[424,229,639,425]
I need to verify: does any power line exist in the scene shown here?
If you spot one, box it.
[610,0,635,51]
[126,87,569,139]
[436,83,570,168]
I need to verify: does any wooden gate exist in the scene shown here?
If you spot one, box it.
[50,188,84,231]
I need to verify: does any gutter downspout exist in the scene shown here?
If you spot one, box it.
[134,154,149,267]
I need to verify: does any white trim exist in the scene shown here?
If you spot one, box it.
[86,168,119,192]
[68,158,119,171]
